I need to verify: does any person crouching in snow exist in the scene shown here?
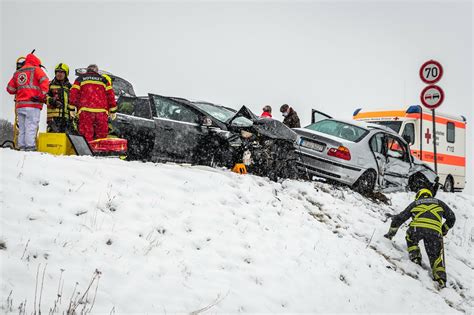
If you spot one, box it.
[69,64,117,142]
[384,188,456,288]
[6,52,49,151]
[260,105,272,118]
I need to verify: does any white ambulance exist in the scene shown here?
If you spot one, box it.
[353,105,466,192]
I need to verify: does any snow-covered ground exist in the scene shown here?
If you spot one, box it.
[0,148,473,314]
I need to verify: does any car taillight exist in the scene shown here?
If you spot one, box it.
[327,146,351,160]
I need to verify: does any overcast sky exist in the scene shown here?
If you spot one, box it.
[1,0,472,193]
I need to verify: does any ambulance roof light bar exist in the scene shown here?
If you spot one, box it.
[406,105,422,113]
[353,108,362,116]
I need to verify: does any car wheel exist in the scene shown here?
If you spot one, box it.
[443,176,454,193]
[353,170,376,195]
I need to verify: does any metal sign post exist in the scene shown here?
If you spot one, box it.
[419,62,444,175]
[431,109,437,173]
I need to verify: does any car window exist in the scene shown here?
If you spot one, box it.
[447,122,455,143]
[117,97,152,119]
[386,136,408,161]
[305,120,368,142]
[153,96,199,124]
[401,122,415,145]
[370,133,385,154]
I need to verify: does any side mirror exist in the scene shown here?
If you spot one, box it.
[201,116,213,127]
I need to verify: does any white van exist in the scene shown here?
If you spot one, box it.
[353,105,467,192]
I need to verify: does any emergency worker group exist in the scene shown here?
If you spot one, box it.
[5,51,456,290]
[7,51,117,149]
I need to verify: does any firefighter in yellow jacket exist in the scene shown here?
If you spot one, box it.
[46,63,73,132]
[384,188,456,288]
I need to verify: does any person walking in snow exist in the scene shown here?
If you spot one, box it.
[69,64,117,142]
[280,104,301,128]
[260,105,272,118]
[46,63,73,133]
[6,52,49,151]
[384,188,456,288]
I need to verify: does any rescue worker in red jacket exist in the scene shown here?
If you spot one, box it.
[69,64,117,142]
[46,63,73,132]
[6,53,49,151]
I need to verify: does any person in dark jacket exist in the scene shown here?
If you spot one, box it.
[280,104,300,128]
[46,63,72,132]
[384,188,456,288]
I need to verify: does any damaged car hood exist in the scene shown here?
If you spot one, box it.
[227,106,297,141]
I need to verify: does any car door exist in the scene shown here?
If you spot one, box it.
[382,134,412,187]
[149,94,207,163]
[311,109,332,124]
[369,132,387,186]
[112,96,155,160]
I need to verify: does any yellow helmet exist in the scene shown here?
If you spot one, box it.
[415,188,433,201]
[102,74,112,85]
[16,56,26,70]
[55,63,69,76]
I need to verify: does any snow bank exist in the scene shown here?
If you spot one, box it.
[0,149,472,313]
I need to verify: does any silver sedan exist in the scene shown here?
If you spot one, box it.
[293,118,437,194]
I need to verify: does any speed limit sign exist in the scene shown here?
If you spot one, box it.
[419,60,443,84]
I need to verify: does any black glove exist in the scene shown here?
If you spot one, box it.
[31,96,42,102]
[384,227,398,240]
[384,233,394,240]
[442,223,449,236]
[55,100,63,108]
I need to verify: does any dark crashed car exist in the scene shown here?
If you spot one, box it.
[110,94,299,180]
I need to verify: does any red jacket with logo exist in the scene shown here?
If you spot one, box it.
[69,71,117,115]
[6,54,49,110]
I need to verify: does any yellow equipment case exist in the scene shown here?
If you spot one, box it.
[37,133,75,156]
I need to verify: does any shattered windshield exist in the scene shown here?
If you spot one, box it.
[372,121,402,133]
[305,119,368,142]
[193,102,252,126]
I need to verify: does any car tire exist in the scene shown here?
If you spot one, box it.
[353,170,376,195]
[443,176,454,193]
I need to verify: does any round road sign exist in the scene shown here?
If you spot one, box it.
[420,85,444,109]
[419,60,443,84]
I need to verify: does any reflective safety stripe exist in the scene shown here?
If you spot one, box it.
[17,100,42,105]
[78,107,108,114]
[39,76,48,83]
[414,217,442,227]
[433,254,445,279]
[72,84,80,90]
[47,110,63,118]
[106,85,113,91]
[81,80,106,88]
[409,222,442,234]
[408,245,419,252]
[17,84,43,91]
[7,86,17,92]
[109,106,117,113]
[28,69,35,85]
[17,67,35,72]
